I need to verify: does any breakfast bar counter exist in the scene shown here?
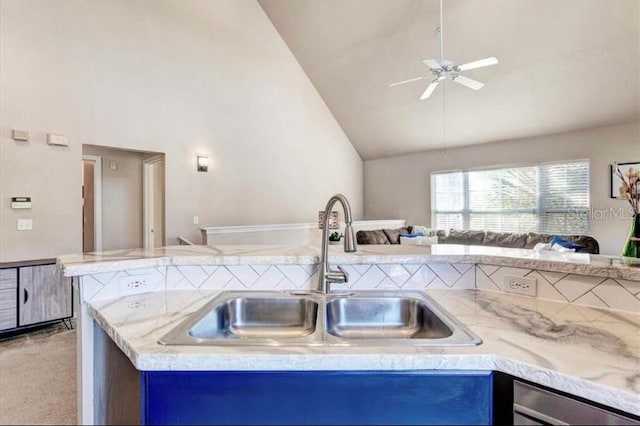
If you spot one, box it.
[59,243,640,281]
[57,244,640,424]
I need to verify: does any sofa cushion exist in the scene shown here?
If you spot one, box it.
[435,229,448,243]
[550,235,585,252]
[383,228,409,244]
[525,232,553,247]
[356,230,391,245]
[482,231,501,246]
[357,226,600,254]
[484,231,528,248]
[525,233,599,254]
[571,236,600,254]
[447,229,485,245]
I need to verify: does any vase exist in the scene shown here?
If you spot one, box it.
[622,213,640,258]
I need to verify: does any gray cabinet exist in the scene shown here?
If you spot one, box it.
[18,265,72,327]
[0,261,72,333]
[0,269,17,330]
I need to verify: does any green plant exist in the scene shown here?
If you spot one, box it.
[329,231,343,241]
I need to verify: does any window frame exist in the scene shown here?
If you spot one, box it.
[430,159,591,234]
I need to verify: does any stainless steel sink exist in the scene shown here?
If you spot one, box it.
[159,290,481,347]
[159,292,319,346]
[190,296,318,339]
[325,296,453,340]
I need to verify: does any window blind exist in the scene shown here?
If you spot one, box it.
[431,160,590,234]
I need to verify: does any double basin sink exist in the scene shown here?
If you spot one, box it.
[159,290,481,347]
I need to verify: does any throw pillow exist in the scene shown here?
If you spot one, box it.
[551,244,576,253]
[411,225,432,236]
[356,230,391,244]
[533,242,552,252]
[550,235,584,252]
[400,236,438,246]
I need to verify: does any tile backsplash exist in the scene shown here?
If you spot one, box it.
[78,262,640,313]
[476,264,640,312]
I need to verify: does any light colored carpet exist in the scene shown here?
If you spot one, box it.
[0,325,77,425]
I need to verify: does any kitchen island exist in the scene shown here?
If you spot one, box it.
[58,245,640,424]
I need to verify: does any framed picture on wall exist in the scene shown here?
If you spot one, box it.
[611,161,640,199]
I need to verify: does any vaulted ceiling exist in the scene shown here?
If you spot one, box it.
[259,0,639,160]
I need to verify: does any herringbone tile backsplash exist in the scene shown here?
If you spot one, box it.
[79,263,640,313]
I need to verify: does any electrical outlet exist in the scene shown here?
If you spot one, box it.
[503,275,537,297]
[127,299,147,310]
[120,274,154,295]
[17,219,33,231]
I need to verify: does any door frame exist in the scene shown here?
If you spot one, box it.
[143,155,164,249]
[82,155,103,252]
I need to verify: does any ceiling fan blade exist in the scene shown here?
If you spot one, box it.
[453,74,485,90]
[419,80,440,100]
[422,59,442,70]
[389,76,427,87]
[457,57,498,72]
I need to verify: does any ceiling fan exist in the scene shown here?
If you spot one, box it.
[389,0,498,100]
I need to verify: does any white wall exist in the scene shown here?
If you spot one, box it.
[82,145,145,252]
[0,0,363,262]
[364,122,640,256]
[201,220,407,246]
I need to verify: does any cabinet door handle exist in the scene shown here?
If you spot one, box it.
[23,288,29,304]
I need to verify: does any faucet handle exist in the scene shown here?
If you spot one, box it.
[326,265,349,284]
[337,265,349,282]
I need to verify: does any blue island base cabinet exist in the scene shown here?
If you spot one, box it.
[141,370,493,425]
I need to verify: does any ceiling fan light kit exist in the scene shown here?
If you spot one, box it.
[390,0,498,100]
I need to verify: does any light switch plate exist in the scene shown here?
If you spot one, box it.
[47,133,69,146]
[11,129,29,141]
[11,197,32,209]
[17,219,33,231]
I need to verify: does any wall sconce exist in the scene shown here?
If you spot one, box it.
[197,156,209,172]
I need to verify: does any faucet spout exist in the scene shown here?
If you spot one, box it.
[318,194,357,294]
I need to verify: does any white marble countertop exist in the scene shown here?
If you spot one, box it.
[59,244,640,281]
[88,288,640,415]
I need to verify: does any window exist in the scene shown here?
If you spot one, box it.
[431,160,590,234]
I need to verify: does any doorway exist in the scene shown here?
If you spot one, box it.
[82,145,165,252]
[82,155,102,252]
[143,155,165,249]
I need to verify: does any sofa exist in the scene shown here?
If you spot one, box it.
[356,227,600,254]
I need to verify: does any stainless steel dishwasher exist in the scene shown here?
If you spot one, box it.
[513,380,637,425]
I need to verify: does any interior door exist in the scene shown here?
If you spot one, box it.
[83,160,95,252]
[82,154,102,252]
[152,159,165,247]
[143,155,165,248]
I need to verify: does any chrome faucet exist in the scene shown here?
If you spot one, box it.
[317,194,357,294]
